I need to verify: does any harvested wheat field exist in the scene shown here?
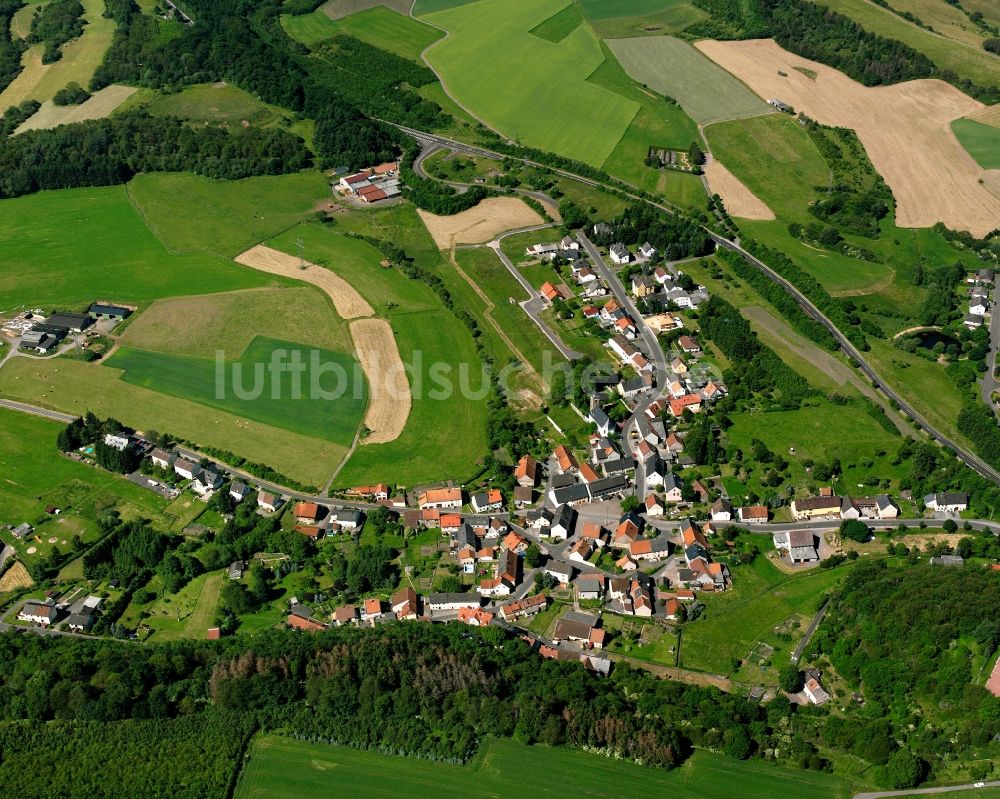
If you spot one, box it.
[14,85,137,134]
[0,562,33,593]
[349,318,410,444]
[696,38,1000,236]
[704,159,775,220]
[235,244,374,319]
[418,197,544,249]
[967,104,1000,127]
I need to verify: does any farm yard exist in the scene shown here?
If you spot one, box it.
[606,36,771,125]
[420,0,639,167]
[0,186,278,309]
[696,38,1000,236]
[235,735,855,799]
[417,197,544,249]
[13,85,137,133]
[0,0,116,109]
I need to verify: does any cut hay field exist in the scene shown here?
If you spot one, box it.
[322,0,414,20]
[119,287,353,358]
[284,5,442,61]
[968,104,1000,128]
[704,160,774,220]
[697,38,1000,237]
[884,0,989,47]
[0,186,281,310]
[235,735,856,799]
[421,0,639,167]
[0,356,346,487]
[417,197,544,248]
[606,36,771,125]
[128,171,332,259]
[0,0,115,108]
[14,85,137,133]
[952,118,1000,170]
[806,0,1000,88]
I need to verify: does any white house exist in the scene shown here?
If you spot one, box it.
[970,299,989,316]
[470,489,503,513]
[103,433,130,451]
[609,243,631,265]
[229,481,251,503]
[560,235,580,252]
[18,600,56,626]
[638,242,656,260]
[661,472,683,504]
[257,491,279,513]
[711,498,732,522]
[173,458,201,481]
[150,448,175,470]
[804,677,831,705]
[427,593,480,612]
[924,492,968,513]
[329,509,363,531]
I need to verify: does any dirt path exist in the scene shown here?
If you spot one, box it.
[891,324,941,340]
[605,651,732,691]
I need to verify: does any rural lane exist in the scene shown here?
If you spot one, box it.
[389,123,1000,488]
[852,781,1000,799]
[577,231,670,498]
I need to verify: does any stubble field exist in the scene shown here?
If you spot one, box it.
[696,38,1000,236]
[417,197,544,249]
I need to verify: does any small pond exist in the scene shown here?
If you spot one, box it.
[909,330,960,351]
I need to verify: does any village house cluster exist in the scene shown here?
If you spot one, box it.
[963,267,994,329]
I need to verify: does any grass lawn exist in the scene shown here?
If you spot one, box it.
[0,0,117,108]
[119,286,353,359]
[806,0,1000,88]
[0,407,169,565]
[952,118,1000,170]
[680,556,849,676]
[128,172,332,259]
[236,735,856,799]
[724,398,908,500]
[143,570,224,641]
[283,5,443,61]
[107,336,367,447]
[0,185,280,311]
[529,2,583,42]
[606,36,771,126]
[0,356,345,488]
[587,41,702,196]
[421,0,639,167]
[143,82,292,127]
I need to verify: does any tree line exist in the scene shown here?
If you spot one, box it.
[27,0,85,64]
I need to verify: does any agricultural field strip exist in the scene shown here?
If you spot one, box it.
[421,0,641,168]
[233,244,409,445]
[14,85,137,134]
[695,38,1000,237]
[605,36,772,125]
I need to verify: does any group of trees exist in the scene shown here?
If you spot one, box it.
[699,295,816,406]
[0,111,311,199]
[52,81,91,105]
[0,0,24,94]
[591,203,713,261]
[812,560,1000,784]
[57,412,141,473]
[27,0,85,64]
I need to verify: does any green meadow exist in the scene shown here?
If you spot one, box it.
[0,186,278,311]
[606,36,771,125]
[236,735,856,799]
[106,336,367,447]
[952,118,1000,170]
[421,0,639,167]
[282,5,443,61]
[128,171,332,258]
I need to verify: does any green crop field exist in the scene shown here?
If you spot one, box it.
[127,172,332,259]
[606,37,771,125]
[0,356,346,487]
[283,5,443,61]
[236,735,855,799]
[106,336,366,446]
[587,41,702,196]
[579,0,680,19]
[119,287,353,358]
[952,118,1000,169]
[807,0,1000,88]
[0,407,170,562]
[587,3,709,39]
[412,0,478,14]
[529,2,582,42]
[421,0,639,167]
[268,216,490,487]
[680,556,849,676]
[0,186,279,310]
